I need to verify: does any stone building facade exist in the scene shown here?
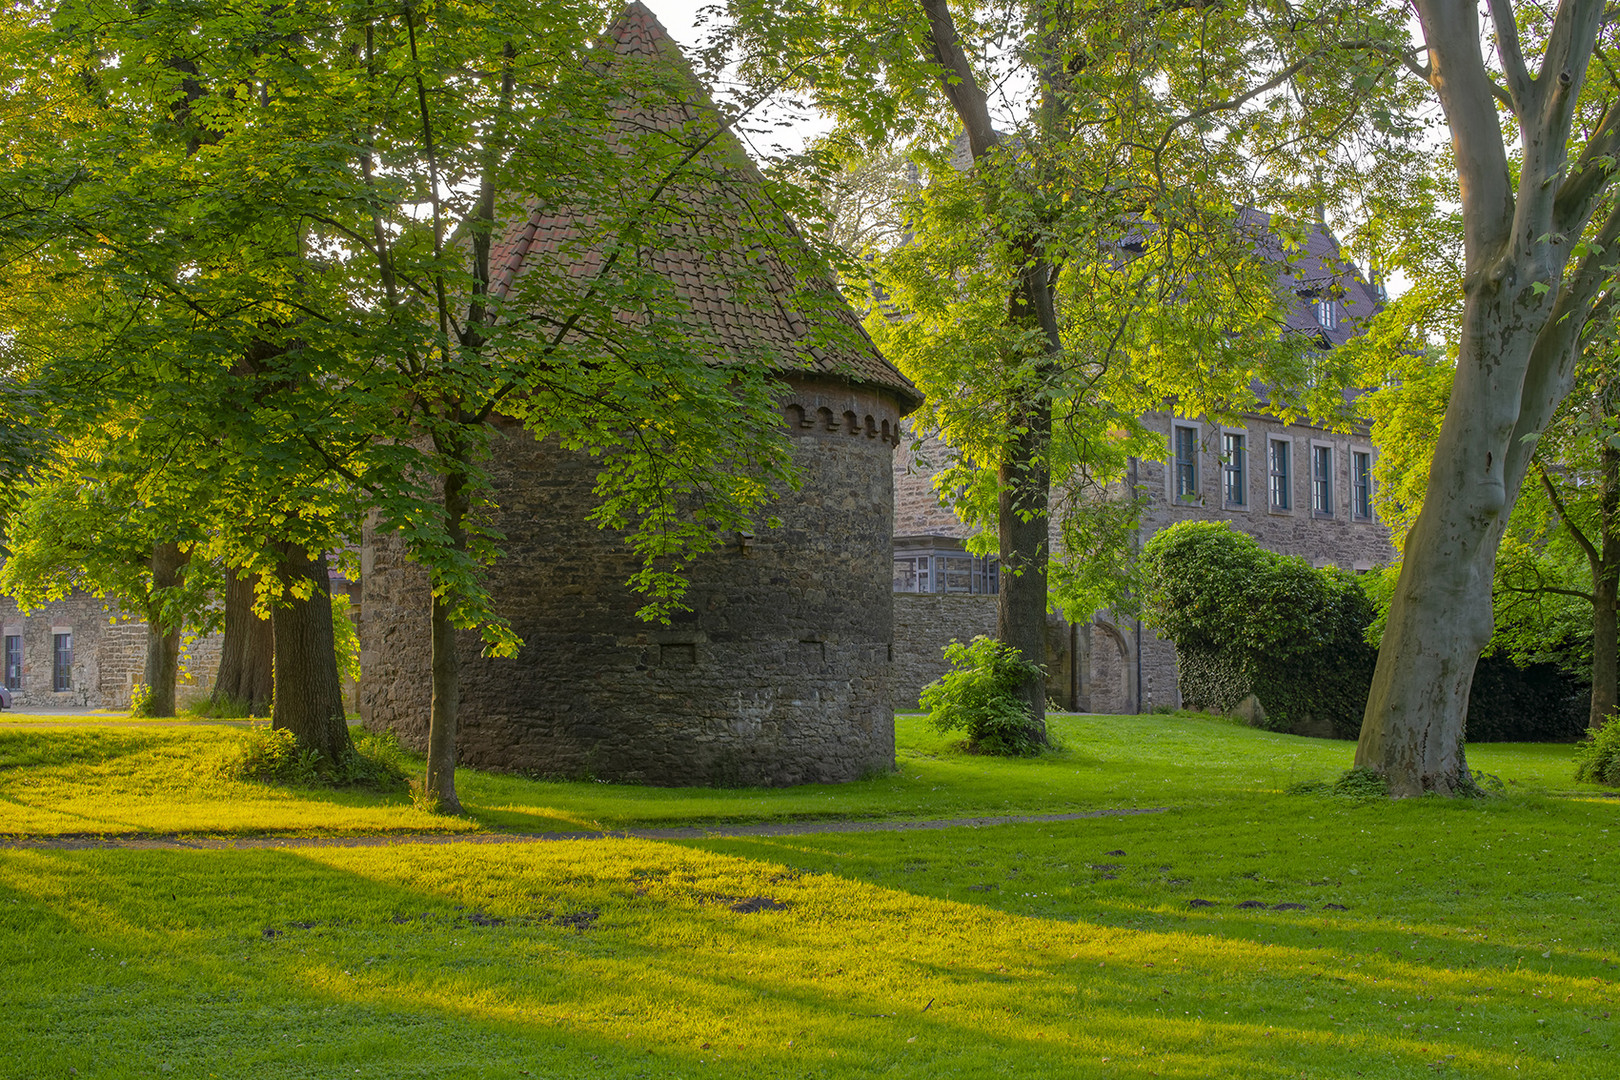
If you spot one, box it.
[890,220,1397,713]
[0,591,222,710]
[358,4,922,786]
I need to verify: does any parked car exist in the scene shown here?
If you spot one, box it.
[0,684,11,710]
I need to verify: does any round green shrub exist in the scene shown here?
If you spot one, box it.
[1141,521,1376,738]
[920,636,1046,756]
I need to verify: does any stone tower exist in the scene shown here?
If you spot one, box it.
[358,3,920,786]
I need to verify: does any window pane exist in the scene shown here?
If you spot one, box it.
[1174,426,1198,502]
[1269,440,1290,509]
[1353,452,1373,519]
[1223,433,1246,505]
[1313,446,1333,514]
[3,635,20,690]
[53,632,72,692]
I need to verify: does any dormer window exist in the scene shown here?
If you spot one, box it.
[1314,298,1337,330]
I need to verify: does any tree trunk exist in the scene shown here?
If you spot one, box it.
[1593,437,1620,730]
[213,566,275,714]
[423,449,468,814]
[271,542,352,763]
[997,402,1052,742]
[140,541,188,716]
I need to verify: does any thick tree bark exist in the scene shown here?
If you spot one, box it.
[997,407,1053,735]
[271,543,352,763]
[140,541,188,716]
[423,448,468,814]
[920,0,1058,742]
[213,566,274,714]
[1358,0,1613,794]
[1587,437,1619,729]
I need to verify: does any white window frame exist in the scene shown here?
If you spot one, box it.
[1221,427,1249,510]
[1351,445,1375,521]
[1267,436,1293,513]
[1168,421,1202,506]
[1314,297,1337,330]
[1310,440,1336,517]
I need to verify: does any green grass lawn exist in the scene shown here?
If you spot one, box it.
[2,712,1617,1078]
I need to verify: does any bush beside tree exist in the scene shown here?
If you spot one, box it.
[1141,521,1376,739]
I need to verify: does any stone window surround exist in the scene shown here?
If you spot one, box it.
[52,627,73,693]
[3,630,21,691]
[1309,439,1337,518]
[1350,444,1376,521]
[1219,426,1250,512]
[1167,420,1203,506]
[1266,434,1296,514]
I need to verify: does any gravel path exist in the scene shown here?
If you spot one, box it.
[1,807,1166,851]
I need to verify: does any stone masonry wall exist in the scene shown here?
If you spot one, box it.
[360,376,907,786]
[1084,410,1399,713]
[1,592,222,710]
[891,594,998,709]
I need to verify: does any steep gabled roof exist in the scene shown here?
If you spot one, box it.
[488,2,919,410]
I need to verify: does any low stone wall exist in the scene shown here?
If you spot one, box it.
[891,593,998,709]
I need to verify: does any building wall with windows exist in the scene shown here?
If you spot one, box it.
[890,216,1398,715]
[0,591,224,710]
[1083,410,1397,716]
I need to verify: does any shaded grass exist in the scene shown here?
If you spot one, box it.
[3,802,1617,1080]
[0,712,1605,838]
[2,714,1619,1077]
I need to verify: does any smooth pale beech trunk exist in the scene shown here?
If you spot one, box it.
[423,449,468,814]
[213,568,275,714]
[271,543,352,763]
[140,541,187,716]
[1357,281,1560,794]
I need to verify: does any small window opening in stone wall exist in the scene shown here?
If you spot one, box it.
[53,632,73,692]
[1312,444,1334,515]
[1222,431,1246,506]
[1352,450,1374,520]
[1268,438,1291,510]
[3,635,21,690]
[1173,424,1199,503]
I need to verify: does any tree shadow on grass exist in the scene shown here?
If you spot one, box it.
[0,836,1608,1080]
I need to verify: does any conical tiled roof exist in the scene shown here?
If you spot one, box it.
[488,2,919,410]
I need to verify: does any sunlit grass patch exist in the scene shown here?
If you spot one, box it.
[3,821,1617,1079]
[0,712,1605,839]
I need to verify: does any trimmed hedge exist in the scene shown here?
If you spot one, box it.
[1141,521,1375,738]
[1142,521,1592,742]
[1465,655,1588,742]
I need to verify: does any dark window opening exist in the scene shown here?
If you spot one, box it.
[3,636,20,690]
[1313,445,1334,515]
[1173,425,1199,503]
[1223,432,1246,506]
[53,632,72,692]
[1353,451,1374,519]
[1269,439,1291,510]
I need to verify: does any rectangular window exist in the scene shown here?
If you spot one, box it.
[1353,451,1373,519]
[1268,439,1291,510]
[1173,425,1199,503]
[52,632,72,692]
[941,555,975,593]
[1222,432,1247,506]
[892,556,931,594]
[1313,445,1334,515]
[3,635,20,690]
[1314,298,1337,330]
[976,556,1000,595]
